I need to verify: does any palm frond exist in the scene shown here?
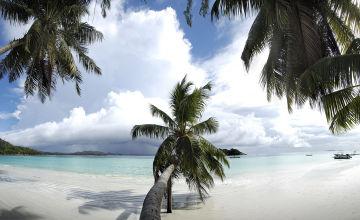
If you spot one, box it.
[199,137,229,168]
[100,0,111,17]
[179,136,214,201]
[190,117,219,135]
[131,124,170,139]
[300,54,360,97]
[320,86,360,121]
[241,7,271,70]
[329,95,360,133]
[77,51,102,75]
[75,23,103,44]
[346,38,360,54]
[0,0,32,23]
[183,0,193,26]
[150,104,176,128]
[299,53,360,133]
[153,135,176,181]
[327,0,360,33]
[260,29,285,101]
[324,3,354,53]
[211,0,262,20]
[176,82,212,124]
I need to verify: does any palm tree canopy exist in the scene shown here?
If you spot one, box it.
[132,76,229,200]
[210,0,360,111]
[0,0,103,102]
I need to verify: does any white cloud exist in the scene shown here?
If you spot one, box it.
[2,91,167,154]
[0,110,21,120]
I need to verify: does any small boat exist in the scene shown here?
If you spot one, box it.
[334,153,352,159]
[305,154,312,156]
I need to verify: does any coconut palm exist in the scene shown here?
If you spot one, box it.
[0,0,105,101]
[131,76,229,213]
[299,38,360,133]
[210,0,360,111]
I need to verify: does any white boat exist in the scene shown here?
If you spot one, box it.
[334,153,352,159]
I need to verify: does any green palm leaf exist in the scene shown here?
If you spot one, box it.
[190,117,219,135]
[150,104,176,129]
[131,124,170,139]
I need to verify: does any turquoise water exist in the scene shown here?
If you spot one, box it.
[0,153,335,177]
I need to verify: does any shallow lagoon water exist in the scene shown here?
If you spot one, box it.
[0,152,336,177]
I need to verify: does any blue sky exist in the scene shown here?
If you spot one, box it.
[0,0,359,155]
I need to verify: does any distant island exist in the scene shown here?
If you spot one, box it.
[221,148,246,156]
[0,138,120,156]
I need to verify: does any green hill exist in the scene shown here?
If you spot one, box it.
[0,139,41,155]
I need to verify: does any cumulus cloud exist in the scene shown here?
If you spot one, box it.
[0,110,21,120]
[2,91,168,154]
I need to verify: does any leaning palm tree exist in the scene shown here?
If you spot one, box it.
[132,76,229,213]
[210,0,360,111]
[0,0,104,101]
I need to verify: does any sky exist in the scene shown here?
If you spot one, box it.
[0,0,360,155]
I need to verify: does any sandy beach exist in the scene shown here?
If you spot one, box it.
[1,157,360,220]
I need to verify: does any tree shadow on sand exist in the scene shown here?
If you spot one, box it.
[67,189,205,220]
[0,206,43,220]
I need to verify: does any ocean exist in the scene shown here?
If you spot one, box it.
[0,152,337,177]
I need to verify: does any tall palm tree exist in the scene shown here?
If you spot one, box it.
[210,0,360,111]
[0,0,105,101]
[131,76,229,213]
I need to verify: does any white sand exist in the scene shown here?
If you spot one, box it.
[1,158,360,220]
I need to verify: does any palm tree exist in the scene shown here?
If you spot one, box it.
[131,76,229,213]
[0,0,104,101]
[299,38,360,133]
[210,0,360,111]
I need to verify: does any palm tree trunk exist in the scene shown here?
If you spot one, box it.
[167,178,172,213]
[140,164,175,220]
[0,40,22,55]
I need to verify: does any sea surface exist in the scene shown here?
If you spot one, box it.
[0,152,339,177]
